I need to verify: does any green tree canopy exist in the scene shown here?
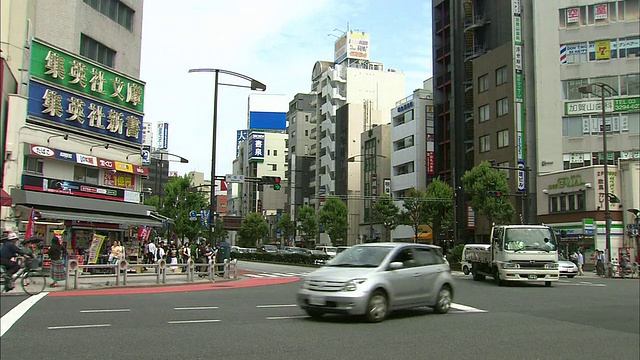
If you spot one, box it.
[277,213,296,245]
[424,177,454,244]
[153,175,208,243]
[373,194,400,242]
[318,197,349,246]
[237,212,269,248]
[461,161,515,225]
[297,206,318,246]
[401,188,429,242]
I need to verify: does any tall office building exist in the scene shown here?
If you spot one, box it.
[432,0,537,241]
[311,30,405,245]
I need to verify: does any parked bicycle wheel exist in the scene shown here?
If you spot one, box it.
[21,271,47,295]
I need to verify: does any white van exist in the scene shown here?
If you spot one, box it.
[315,245,338,257]
[461,244,491,275]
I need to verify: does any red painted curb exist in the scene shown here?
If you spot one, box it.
[47,277,300,297]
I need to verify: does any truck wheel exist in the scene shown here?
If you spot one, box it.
[545,281,552,287]
[463,266,470,275]
[472,268,485,281]
[493,268,504,286]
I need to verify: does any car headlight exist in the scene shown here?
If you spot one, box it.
[545,263,559,270]
[342,278,367,291]
[501,262,520,269]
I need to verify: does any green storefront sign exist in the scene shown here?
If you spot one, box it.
[565,96,639,115]
[30,39,144,114]
[515,73,523,102]
[614,97,639,112]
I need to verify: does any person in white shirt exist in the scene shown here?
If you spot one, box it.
[146,241,157,264]
[577,250,585,276]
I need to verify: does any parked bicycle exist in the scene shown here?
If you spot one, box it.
[1,256,47,295]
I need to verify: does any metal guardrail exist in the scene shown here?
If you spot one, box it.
[65,258,238,290]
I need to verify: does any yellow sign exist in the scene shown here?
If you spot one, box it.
[595,40,610,60]
[114,161,134,173]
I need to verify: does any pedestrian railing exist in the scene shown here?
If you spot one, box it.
[64,258,238,290]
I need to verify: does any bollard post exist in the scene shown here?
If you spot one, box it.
[224,259,229,279]
[66,259,79,290]
[157,259,167,284]
[65,260,73,290]
[156,260,161,284]
[188,259,195,282]
[208,259,214,281]
[120,260,128,286]
[232,259,238,279]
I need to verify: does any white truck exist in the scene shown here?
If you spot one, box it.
[465,224,560,287]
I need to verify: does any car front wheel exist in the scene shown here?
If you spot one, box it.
[365,290,389,323]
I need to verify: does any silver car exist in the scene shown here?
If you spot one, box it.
[296,243,455,322]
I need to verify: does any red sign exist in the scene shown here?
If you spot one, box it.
[594,3,608,20]
[133,165,148,176]
[427,151,435,175]
[567,7,579,23]
[98,158,116,169]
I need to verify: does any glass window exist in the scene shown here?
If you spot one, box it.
[84,0,134,31]
[86,168,99,185]
[413,247,444,266]
[562,117,584,137]
[479,104,490,122]
[626,0,639,20]
[479,135,490,153]
[560,195,568,211]
[559,9,567,28]
[563,79,589,100]
[568,194,576,211]
[618,1,626,20]
[591,76,619,95]
[550,196,559,213]
[566,7,582,28]
[565,42,588,64]
[621,74,640,96]
[497,129,509,148]
[577,192,585,210]
[496,66,508,86]
[478,74,489,92]
[80,34,116,68]
[497,98,509,117]
[589,3,611,24]
[24,157,43,174]
[619,36,640,58]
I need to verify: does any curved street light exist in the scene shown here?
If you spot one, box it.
[188,68,266,245]
[578,82,618,263]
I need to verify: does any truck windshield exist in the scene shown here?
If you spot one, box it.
[504,228,556,252]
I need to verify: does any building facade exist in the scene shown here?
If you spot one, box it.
[1,0,160,254]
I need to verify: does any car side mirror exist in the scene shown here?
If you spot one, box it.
[389,262,404,270]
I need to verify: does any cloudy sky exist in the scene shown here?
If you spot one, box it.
[140,0,433,178]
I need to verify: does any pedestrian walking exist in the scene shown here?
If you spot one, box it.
[577,250,585,276]
[146,240,157,264]
[48,236,67,288]
[181,242,191,264]
[595,250,605,276]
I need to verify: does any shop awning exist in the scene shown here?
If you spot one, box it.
[149,211,174,224]
[37,209,163,227]
[1,189,12,207]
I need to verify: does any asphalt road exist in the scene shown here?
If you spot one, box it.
[1,264,638,360]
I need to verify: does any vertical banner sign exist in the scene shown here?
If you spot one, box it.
[513,0,526,193]
[87,234,106,264]
[25,208,36,239]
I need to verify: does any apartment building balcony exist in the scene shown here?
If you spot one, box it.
[321,102,337,117]
[464,15,489,32]
[328,69,347,83]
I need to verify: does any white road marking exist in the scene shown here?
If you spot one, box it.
[48,324,111,330]
[259,274,280,278]
[80,309,130,313]
[256,304,297,308]
[245,274,262,278]
[267,315,308,320]
[450,303,488,313]
[168,319,221,324]
[272,273,294,277]
[174,306,219,310]
[1,292,48,337]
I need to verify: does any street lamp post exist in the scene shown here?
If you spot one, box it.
[188,68,266,246]
[348,154,387,242]
[579,82,618,263]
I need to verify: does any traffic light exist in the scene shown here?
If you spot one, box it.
[260,176,282,190]
[487,190,503,203]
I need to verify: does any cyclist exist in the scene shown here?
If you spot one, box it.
[0,232,33,290]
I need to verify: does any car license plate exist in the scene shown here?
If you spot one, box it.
[528,274,537,280]
[309,296,326,306]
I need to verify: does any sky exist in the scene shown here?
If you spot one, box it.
[140,0,433,178]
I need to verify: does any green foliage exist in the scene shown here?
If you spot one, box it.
[318,197,349,246]
[277,213,296,242]
[461,161,515,225]
[401,188,429,241]
[297,206,318,244]
[449,244,465,264]
[373,194,400,242]
[424,178,454,243]
[155,175,208,242]
[211,217,228,245]
[237,212,269,248]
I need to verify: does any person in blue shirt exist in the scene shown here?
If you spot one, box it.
[0,232,32,290]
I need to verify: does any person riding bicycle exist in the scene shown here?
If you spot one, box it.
[0,232,33,290]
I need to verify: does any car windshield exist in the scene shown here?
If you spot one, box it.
[264,245,277,251]
[504,228,556,252]
[327,246,393,267]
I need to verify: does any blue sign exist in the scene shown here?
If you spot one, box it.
[189,211,198,218]
[249,111,286,131]
[200,210,206,228]
[141,149,150,165]
[397,101,414,113]
[55,149,76,162]
[517,160,526,192]
[27,80,143,144]
[248,132,265,163]
[236,129,248,157]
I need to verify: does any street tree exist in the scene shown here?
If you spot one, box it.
[277,213,296,246]
[297,206,318,247]
[373,194,400,242]
[237,212,269,248]
[424,177,454,245]
[461,161,515,225]
[318,197,349,246]
[401,188,429,243]
[155,175,208,243]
